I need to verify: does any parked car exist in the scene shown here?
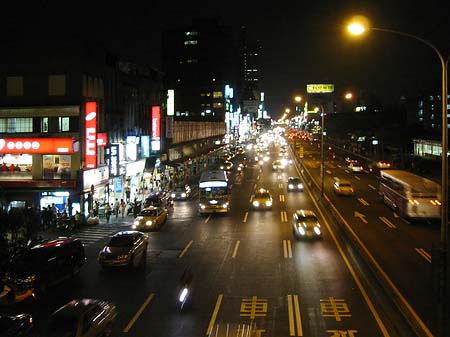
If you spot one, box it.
[287,177,304,192]
[98,231,148,269]
[333,179,355,196]
[250,188,273,210]
[48,298,117,337]
[3,237,86,294]
[132,206,168,231]
[292,209,322,239]
[0,313,33,337]
[171,185,191,200]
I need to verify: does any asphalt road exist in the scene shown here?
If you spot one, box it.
[6,140,424,337]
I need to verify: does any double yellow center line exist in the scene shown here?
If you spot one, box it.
[287,295,303,336]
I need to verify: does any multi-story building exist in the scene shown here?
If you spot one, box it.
[162,17,240,161]
[0,38,163,215]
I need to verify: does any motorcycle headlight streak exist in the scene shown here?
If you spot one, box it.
[179,287,189,302]
[171,193,176,198]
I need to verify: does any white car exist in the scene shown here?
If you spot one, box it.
[348,162,364,173]
[292,209,322,239]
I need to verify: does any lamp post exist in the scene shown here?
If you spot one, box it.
[348,17,449,337]
[315,105,326,197]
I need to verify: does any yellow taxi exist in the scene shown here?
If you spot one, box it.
[250,188,273,210]
[132,206,168,231]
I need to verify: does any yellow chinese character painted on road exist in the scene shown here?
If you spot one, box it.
[327,330,358,337]
[320,297,352,321]
[240,296,268,319]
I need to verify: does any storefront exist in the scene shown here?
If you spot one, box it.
[82,166,110,216]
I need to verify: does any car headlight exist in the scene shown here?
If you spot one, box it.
[200,204,206,209]
[146,220,153,226]
[253,200,260,207]
[298,226,306,235]
[265,201,272,207]
[223,203,229,209]
[171,193,176,198]
[298,184,304,189]
[181,193,186,197]
[133,220,139,226]
[288,184,294,189]
[314,226,321,235]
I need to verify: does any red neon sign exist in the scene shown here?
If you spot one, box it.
[97,133,107,146]
[0,138,74,154]
[85,102,97,169]
[152,106,161,139]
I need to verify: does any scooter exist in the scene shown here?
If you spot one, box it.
[0,275,36,305]
[177,285,190,310]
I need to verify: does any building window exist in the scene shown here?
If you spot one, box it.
[6,76,24,96]
[42,117,49,133]
[0,118,33,133]
[59,117,70,132]
[184,40,198,45]
[213,91,223,98]
[185,31,198,36]
[186,59,198,63]
[48,74,66,96]
[213,102,223,108]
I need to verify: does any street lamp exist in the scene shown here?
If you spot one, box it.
[347,15,449,337]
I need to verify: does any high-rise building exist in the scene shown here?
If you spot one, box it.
[162,17,240,122]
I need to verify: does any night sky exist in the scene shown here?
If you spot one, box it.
[3,0,450,117]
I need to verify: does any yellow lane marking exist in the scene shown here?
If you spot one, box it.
[243,212,248,223]
[283,240,293,258]
[379,216,396,229]
[281,211,288,222]
[123,292,155,333]
[415,248,432,263]
[287,295,303,336]
[279,183,284,188]
[354,211,368,224]
[368,184,377,190]
[279,194,285,202]
[232,240,240,258]
[355,176,361,181]
[358,198,370,206]
[178,240,193,258]
[206,294,223,335]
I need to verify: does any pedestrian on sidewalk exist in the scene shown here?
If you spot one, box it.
[120,199,126,218]
[105,203,111,223]
[114,199,120,219]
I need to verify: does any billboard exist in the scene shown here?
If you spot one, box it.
[306,84,335,93]
[152,106,161,139]
[0,138,74,154]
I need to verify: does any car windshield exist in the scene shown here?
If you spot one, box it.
[108,236,133,247]
[340,183,352,187]
[255,193,270,199]
[289,179,300,183]
[297,215,318,222]
[48,315,78,335]
[140,209,158,217]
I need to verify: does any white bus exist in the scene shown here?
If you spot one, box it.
[379,170,441,220]
[198,170,230,214]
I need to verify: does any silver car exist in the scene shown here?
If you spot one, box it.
[48,298,117,337]
[98,231,148,268]
[292,209,322,239]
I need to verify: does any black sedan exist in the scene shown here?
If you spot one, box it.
[98,231,148,269]
[287,177,304,192]
[0,314,33,337]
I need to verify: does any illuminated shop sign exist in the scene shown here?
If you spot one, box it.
[85,101,97,169]
[97,133,107,146]
[141,136,150,157]
[167,90,175,116]
[83,166,109,190]
[107,144,119,177]
[0,138,73,154]
[152,106,161,139]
